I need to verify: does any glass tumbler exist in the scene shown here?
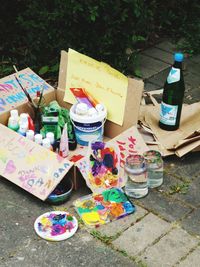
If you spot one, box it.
[124,154,148,198]
[143,150,163,188]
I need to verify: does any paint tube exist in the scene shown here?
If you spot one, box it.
[59,124,69,158]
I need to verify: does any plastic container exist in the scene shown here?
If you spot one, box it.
[47,177,73,205]
[70,103,107,146]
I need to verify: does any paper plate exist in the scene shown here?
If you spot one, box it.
[34,211,78,241]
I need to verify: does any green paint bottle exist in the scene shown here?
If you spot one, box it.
[8,109,19,131]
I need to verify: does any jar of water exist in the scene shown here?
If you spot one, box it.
[124,154,148,198]
[143,150,163,188]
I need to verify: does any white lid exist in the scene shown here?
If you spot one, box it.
[10,109,19,118]
[26,130,34,140]
[34,134,43,144]
[42,138,51,148]
[76,103,88,115]
[88,107,98,116]
[46,132,54,144]
[95,103,104,112]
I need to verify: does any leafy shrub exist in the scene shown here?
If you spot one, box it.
[0,0,199,79]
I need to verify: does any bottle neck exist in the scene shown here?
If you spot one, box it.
[173,60,182,69]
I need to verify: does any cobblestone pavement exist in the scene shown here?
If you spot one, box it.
[0,41,200,267]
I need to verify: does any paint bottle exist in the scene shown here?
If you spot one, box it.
[59,124,69,157]
[26,130,35,141]
[17,113,29,136]
[42,138,53,151]
[46,132,56,151]
[8,109,19,131]
[34,133,43,145]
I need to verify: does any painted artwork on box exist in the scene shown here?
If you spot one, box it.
[76,126,149,190]
[73,187,135,227]
[86,141,120,194]
[0,124,73,200]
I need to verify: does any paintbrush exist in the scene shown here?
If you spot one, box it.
[13,65,36,108]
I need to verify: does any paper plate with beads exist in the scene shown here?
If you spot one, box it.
[34,211,78,241]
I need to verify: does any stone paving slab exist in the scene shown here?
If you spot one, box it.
[155,41,176,53]
[139,227,199,267]
[164,152,200,180]
[142,47,174,64]
[0,230,138,267]
[112,213,171,256]
[180,208,200,236]
[97,205,148,237]
[135,188,192,222]
[176,246,200,267]
[137,54,169,79]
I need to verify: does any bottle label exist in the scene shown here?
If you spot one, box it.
[160,102,178,125]
[167,67,180,84]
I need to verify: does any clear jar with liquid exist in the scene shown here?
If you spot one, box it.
[143,150,163,188]
[124,154,148,198]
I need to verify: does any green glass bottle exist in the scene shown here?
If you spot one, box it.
[159,53,185,131]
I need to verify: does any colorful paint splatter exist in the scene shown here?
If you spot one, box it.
[74,188,135,227]
[87,141,120,193]
[34,211,78,241]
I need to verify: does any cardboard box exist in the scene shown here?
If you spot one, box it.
[0,51,144,200]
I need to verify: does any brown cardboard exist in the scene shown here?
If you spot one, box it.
[139,91,200,157]
[57,50,144,139]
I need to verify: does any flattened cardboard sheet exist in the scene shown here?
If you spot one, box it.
[0,124,73,200]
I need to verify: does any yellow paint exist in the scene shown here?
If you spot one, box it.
[64,48,128,126]
[81,211,105,226]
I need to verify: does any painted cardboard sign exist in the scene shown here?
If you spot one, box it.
[0,68,54,114]
[76,126,149,192]
[63,48,128,126]
[0,124,73,200]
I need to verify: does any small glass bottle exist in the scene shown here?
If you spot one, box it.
[124,154,148,198]
[143,150,163,188]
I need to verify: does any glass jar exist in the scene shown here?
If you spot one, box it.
[124,154,148,198]
[143,150,163,188]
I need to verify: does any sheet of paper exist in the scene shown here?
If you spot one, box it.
[0,124,73,200]
[64,48,128,126]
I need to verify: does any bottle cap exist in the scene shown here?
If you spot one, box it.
[36,90,41,97]
[42,138,51,148]
[174,53,184,62]
[10,109,19,118]
[34,134,43,144]
[46,132,55,144]
[26,130,34,140]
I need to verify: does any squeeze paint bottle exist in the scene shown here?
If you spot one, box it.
[18,113,29,136]
[59,124,69,158]
[8,109,19,131]
[34,133,43,145]
[26,130,35,141]
[42,138,53,151]
[46,132,56,151]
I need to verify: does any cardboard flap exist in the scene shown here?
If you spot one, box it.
[0,68,55,125]
[0,124,73,200]
[57,50,144,138]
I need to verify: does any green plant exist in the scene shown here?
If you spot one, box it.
[169,181,190,195]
